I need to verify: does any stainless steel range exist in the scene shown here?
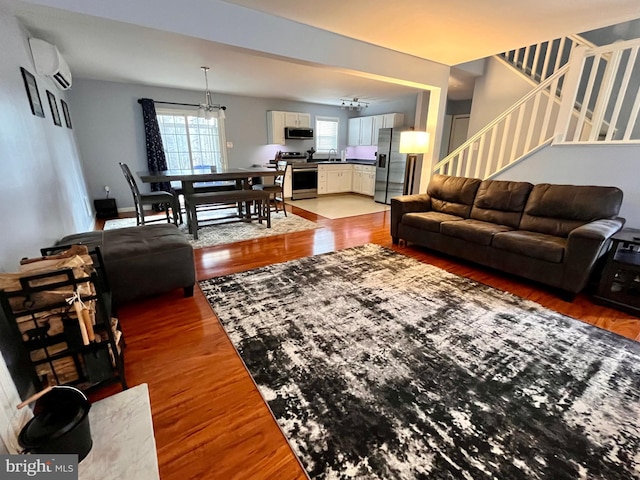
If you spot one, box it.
[291,162,318,200]
[276,152,318,200]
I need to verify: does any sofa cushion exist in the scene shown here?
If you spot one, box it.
[471,179,533,228]
[520,184,623,237]
[492,230,566,263]
[441,219,514,246]
[427,174,482,219]
[403,211,465,233]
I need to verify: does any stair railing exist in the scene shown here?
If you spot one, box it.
[433,64,570,178]
[556,37,640,144]
[498,34,596,84]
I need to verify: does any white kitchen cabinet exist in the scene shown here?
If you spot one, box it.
[348,113,405,146]
[348,117,374,146]
[352,170,362,194]
[325,164,353,194]
[372,113,405,146]
[267,111,312,144]
[284,165,292,198]
[372,115,385,146]
[383,113,405,128]
[359,116,374,146]
[267,111,286,145]
[317,165,328,194]
[364,168,376,196]
[347,118,360,146]
[352,165,376,196]
[284,112,311,127]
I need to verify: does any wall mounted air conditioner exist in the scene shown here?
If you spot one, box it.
[28,38,72,90]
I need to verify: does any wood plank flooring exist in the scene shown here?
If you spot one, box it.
[96,205,640,480]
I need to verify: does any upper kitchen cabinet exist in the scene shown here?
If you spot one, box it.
[348,116,374,146]
[267,110,312,144]
[372,113,405,145]
[284,112,311,128]
[267,111,286,144]
[348,113,405,146]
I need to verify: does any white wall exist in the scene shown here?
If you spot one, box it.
[0,354,32,454]
[0,5,93,453]
[468,57,533,137]
[69,79,417,210]
[494,144,640,228]
[0,6,93,271]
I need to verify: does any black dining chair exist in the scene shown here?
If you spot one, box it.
[252,160,287,216]
[119,162,180,226]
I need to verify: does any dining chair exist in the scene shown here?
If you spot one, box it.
[252,160,287,216]
[119,162,180,226]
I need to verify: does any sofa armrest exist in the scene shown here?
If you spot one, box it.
[390,194,432,241]
[563,217,625,290]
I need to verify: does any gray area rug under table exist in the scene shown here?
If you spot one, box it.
[199,244,640,480]
[104,209,319,248]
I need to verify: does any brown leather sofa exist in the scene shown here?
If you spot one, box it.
[391,174,625,296]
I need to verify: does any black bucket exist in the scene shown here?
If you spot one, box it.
[18,386,92,461]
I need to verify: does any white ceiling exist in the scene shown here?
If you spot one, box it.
[9,0,640,106]
[225,0,640,65]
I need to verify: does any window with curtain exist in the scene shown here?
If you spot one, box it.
[156,108,227,170]
[315,116,339,153]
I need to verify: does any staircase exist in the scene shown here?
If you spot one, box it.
[434,36,640,179]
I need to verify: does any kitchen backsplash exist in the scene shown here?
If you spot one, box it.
[346,145,377,160]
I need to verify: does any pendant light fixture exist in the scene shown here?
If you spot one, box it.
[340,97,369,112]
[198,66,226,120]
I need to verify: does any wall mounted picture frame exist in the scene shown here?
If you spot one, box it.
[20,67,44,118]
[61,99,72,129]
[46,90,62,127]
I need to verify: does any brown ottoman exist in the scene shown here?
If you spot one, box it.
[57,224,195,305]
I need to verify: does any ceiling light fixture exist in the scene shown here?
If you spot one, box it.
[340,97,369,111]
[198,66,226,120]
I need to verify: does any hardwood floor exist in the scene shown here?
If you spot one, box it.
[96,205,640,480]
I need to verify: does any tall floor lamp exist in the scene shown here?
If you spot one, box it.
[399,130,430,194]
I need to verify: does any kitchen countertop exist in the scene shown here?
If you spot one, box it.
[347,159,376,165]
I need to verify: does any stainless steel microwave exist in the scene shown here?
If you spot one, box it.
[285,127,314,139]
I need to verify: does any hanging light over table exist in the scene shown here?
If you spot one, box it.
[198,66,226,120]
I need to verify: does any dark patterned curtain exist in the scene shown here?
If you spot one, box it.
[139,98,171,194]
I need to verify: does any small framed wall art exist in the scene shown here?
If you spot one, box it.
[61,99,72,129]
[20,67,45,118]
[46,90,62,126]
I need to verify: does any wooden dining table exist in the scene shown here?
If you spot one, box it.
[138,166,279,231]
[137,166,279,195]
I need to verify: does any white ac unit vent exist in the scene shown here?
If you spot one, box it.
[28,38,72,90]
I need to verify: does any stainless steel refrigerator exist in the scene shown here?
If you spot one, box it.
[374,128,414,204]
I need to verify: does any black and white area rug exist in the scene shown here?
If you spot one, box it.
[199,244,640,480]
[104,208,319,248]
